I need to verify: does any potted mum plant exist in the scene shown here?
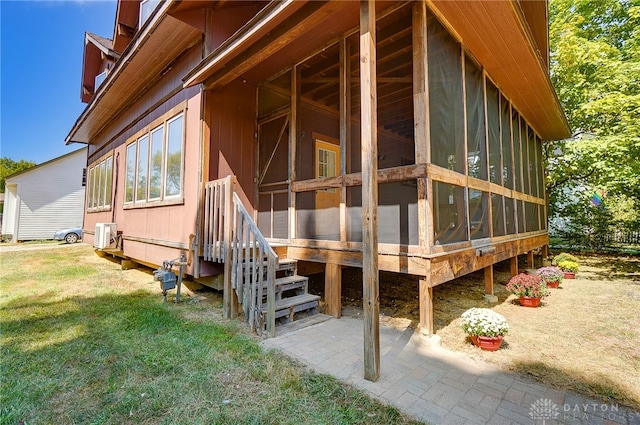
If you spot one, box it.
[551,252,579,266]
[460,308,509,351]
[557,260,579,279]
[536,266,563,288]
[505,273,549,307]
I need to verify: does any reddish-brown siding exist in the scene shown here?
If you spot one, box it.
[208,80,257,212]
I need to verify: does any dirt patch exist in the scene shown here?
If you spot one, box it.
[307,254,640,410]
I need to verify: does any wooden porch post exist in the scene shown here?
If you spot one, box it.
[289,67,300,240]
[527,250,535,269]
[419,278,433,335]
[324,263,342,318]
[484,265,494,294]
[360,0,380,382]
[483,265,498,303]
[339,38,351,243]
[223,176,238,318]
[542,244,549,258]
[510,256,519,276]
[413,0,430,249]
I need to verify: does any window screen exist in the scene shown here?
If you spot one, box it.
[465,55,486,180]
[501,95,513,189]
[512,110,522,192]
[434,182,468,245]
[491,194,506,237]
[486,80,501,185]
[469,189,490,240]
[428,13,464,174]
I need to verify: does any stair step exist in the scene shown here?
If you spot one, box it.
[261,293,320,320]
[273,313,333,336]
[273,275,308,290]
[277,258,297,272]
[259,275,308,299]
[241,258,297,272]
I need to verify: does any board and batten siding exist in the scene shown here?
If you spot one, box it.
[1,148,86,241]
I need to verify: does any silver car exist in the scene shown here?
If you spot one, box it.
[53,227,83,244]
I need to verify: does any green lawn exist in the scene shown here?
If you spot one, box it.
[0,245,422,425]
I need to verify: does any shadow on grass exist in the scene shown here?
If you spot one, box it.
[578,254,640,283]
[1,288,422,425]
[511,360,640,411]
[0,290,259,425]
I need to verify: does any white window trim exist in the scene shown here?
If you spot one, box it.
[123,111,185,209]
[87,155,113,212]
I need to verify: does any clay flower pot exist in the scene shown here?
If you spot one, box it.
[519,296,541,307]
[470,335,504,351]
[563,272,576,279]
[546,281,560,288]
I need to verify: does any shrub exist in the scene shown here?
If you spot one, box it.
[460,308,509,337]
[552,252,579,266]
[536,266,564,284]
[557,260,579,273]
[505,273,550,298]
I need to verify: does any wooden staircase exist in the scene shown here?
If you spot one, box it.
[262,259,319,324]
[203,176,319,337]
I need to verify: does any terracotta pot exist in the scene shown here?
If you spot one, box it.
[563,272,576,279]
[471,335,504,351]
[519,296,541,307]
[546,281,560,288]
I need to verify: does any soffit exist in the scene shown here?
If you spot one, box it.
[67,9,202,145]
[427,0,570,140]
[113,0,140,53]
[183,1,399,90]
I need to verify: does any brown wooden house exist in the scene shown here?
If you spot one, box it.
[67,0,570,380]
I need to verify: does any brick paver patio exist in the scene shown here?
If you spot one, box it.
[260,316,639,425]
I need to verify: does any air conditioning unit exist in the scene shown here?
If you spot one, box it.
[94,223,117,249]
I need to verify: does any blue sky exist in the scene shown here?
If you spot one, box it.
[1,0,116,164]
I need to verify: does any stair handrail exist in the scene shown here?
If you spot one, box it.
[231,193,278,337]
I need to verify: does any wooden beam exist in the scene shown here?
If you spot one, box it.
[510,256,519,277]
[360,0,380,382]
[339,38,350,243]
[413,0,429,249]
[419,278,434,335]
[484,265,494,295]
[286,245,431,275]
[223,176,238,318]
[203,2,348,90]
[290,67,300,240]
[527,250,535,269]
[324,263,342,318]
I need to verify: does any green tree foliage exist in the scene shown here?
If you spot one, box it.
[547,0,640,246]
[0,157,36,192]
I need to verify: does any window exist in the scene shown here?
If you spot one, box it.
[95,70,108,90]
[140,0,161,27]
[165,115,183,198]
[315,140,339,193]
[87,156,113,211]
[125,112,184,205]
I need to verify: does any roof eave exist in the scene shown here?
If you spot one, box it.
[66,0,178,145]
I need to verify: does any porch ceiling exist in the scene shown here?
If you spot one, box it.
[187,0,569,142]
[184,1,400,90]
[66,3,201,145]
[427,0,570,140]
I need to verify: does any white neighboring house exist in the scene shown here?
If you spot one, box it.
[1,148,87,242]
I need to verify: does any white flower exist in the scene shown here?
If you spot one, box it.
[460,308,509,337]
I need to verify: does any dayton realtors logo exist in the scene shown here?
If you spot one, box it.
[528,398,560,424]
[530,398,638,424]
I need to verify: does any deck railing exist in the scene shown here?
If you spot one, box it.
[203,176,278,337]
